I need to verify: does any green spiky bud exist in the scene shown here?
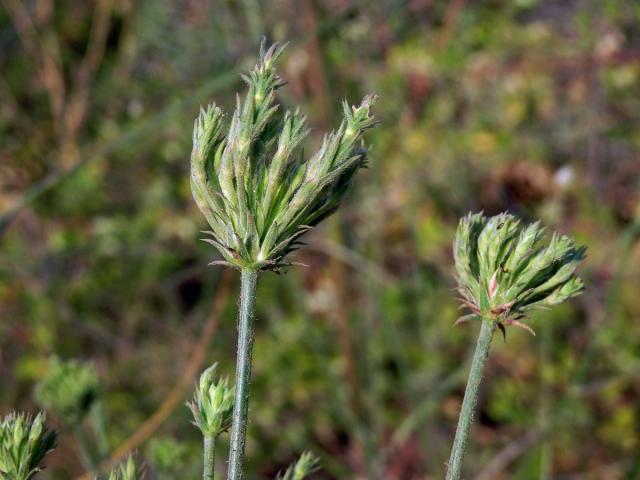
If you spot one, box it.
[187,363,234,437]
[453,212,586,334]
[35,357,101,426]
[101,456,143,480]
[276,451,320,480]
[0,412,57,480]
[190,40,377,272]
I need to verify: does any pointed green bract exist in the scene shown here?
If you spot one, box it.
[276,451,320,480]
[0,412,57,480]
[101,456,143,480]
[453,212,586,329]
[190,40,377,271]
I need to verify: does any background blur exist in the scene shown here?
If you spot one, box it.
[1,1,640,479]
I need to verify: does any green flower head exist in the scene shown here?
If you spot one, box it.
[190,40,377,272]
[35,356,101,426]
[0,412,57,480]
[187,363,234,437]
[453,212,586,335]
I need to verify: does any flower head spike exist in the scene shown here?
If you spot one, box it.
[102,456,143,480]
[190,40,377,271]
[187,363,234,437]
[35,356,101,426]
[0,412,58,480]
[276,451,320,480]
[453,212,586,335]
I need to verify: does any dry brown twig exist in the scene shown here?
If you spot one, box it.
[2,0,66,124]
[2,0,113,165]
[62,0,112,157]
[474,429,544,480]
[74,268,234,480]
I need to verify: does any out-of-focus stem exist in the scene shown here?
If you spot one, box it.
[227,269,258,480]
[446,319,495,480]
[75,425,97,472]
[90,402,109,458]
[538,319,552,480]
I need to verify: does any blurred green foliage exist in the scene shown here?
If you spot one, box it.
[1,0,639,479]
[145,436,191,480]
[34,357,100,427]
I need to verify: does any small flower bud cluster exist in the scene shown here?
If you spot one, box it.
[187,363,234,438]
[0,412,57,480]
[276,451,320,480]
[453,212,586,334]
[102,456,143,480]
[35,357,101,426]
[190,40,377,271]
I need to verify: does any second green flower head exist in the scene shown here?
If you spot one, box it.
[453,212,586,334]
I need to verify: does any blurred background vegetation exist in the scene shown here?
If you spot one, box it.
[1,0,639,479]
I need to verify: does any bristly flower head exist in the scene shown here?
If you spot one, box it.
[276,451,320,480]
[190,40,377,271]
[0,412,57,480]
[35,356,101,426]
[453,212,586,335]
[187,363,234,437]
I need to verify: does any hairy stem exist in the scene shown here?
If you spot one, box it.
[203,434,215,480]
[227,269,258,480]
[446,319,495,480]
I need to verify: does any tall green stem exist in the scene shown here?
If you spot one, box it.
[203,434,215,480]
[227,269,258,480]
[446,319,495,480]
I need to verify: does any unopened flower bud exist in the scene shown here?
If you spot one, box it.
[0,412,57,480]
[187,363,234,438]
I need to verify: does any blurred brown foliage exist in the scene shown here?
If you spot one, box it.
[1,1,639,479]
